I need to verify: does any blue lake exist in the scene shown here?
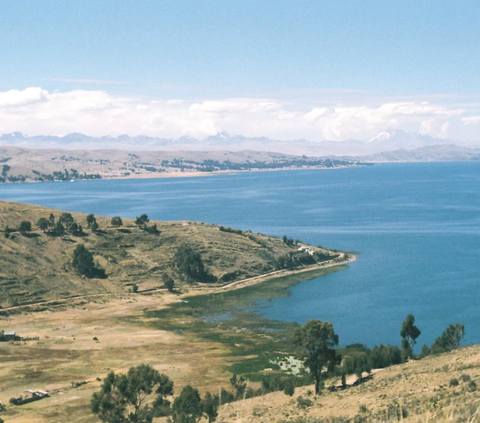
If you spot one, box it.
[1,162,479,349]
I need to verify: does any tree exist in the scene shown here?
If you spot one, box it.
[173,245,207,283]
[430,323,465,355]
[87,214,96,228]
[111,216,123,228]
[59,212,75,231]
[70,222,83,236]
[135,214,149,227]
[19,220,32,236]
[2,164,10,177]
[91,220,99,233]
[73,244,104,278]
[48,213,55,227]
[53,221,65,237]
[162,273,175,293]
[91,364,173,423]
[294,319,340,394]
[37,217,49,232]
[172,385,202,423]
[400,314,421,359]
[201,392,218,423]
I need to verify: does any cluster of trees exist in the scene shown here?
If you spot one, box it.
[135,214,160,234]
[420,323,465,357]
[91,365,222,423]
[294,315,466,396]
[90,365,301,423]
[282,235,297,247]
[36,212,88,237]
[274,251,316,270]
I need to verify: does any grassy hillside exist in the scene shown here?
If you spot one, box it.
[0,201,337,308]
[215,345,480,422]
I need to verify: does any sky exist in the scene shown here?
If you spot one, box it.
[1,1,480,143]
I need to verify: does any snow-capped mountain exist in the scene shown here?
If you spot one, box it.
[0,130,476,159]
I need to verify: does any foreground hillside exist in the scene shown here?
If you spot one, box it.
[0,291,478,423]
[0,201,341,308]
[215,345,480,423]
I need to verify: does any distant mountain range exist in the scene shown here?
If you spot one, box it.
[1,130,479,161]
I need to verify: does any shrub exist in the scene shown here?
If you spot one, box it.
[449,378,459,387]
[467,381,477,392]
[296,396,313,409]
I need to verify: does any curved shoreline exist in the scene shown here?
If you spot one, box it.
[1,254,356,312]
[183,252,356,297]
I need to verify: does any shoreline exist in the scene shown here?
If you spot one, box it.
[182,252,356,297]
[1,253,356,313]
[0,163,368,186]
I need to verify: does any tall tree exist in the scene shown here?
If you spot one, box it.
[401,314,421,348]
[91,364,173,423]
[400,314,421,360]
[294,319,340,394]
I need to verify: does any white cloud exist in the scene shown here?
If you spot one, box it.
[462,116,480,125]
[0,87,477,142]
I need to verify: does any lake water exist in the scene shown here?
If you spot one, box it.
[1,162,479,349]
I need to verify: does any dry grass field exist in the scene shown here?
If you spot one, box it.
[0,295,234,422]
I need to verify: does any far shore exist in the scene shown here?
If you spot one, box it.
[0,163,368,186]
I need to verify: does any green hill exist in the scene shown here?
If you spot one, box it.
[0,201,340,308]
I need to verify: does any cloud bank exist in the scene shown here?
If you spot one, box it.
[0,87,479,143]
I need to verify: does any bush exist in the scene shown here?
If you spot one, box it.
[296,396,313,409]
[283,379,295,396]
[449,378,459,387]
[111,216,123,227]
[162,274,175,292]
[467,380,477,392]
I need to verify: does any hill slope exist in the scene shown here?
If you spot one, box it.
[0,201,339,308]
[216,345,480,422]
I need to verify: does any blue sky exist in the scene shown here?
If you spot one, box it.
[1,1,480,142]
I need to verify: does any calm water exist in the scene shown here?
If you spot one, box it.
[1,162,479,348]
